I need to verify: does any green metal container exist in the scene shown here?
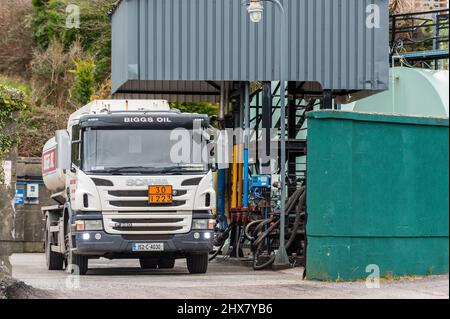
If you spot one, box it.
[306,111,449,281]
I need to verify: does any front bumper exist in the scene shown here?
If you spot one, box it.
[73,230,214,257]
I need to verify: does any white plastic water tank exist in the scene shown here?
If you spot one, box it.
[42,137,66,193]
[341,67,449,118]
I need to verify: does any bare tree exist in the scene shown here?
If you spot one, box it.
[390,0,449,14]
[0,0,34,79]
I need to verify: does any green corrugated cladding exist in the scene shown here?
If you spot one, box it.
[306,111,449,281]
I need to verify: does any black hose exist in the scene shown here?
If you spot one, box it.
[245,186,305,245]
[209,224,232,261]
[244,219,264,242]
[252,187,306,270]
[211,186,306,268]
[245,218,273,243]
[253,220,280,249]
[285,190,306,249]
[253,218,273,234]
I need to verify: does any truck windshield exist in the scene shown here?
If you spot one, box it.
[82,129,208,174]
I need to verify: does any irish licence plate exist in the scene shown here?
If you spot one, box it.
[148,185,173,204]
[132,243,164,252]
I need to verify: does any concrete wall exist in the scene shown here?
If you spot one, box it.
[12,158,53,253]
[0,150,17,276]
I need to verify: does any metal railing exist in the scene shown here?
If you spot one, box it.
[390,8,449,66]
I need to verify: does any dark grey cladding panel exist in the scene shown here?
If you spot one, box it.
[112,0,389,93]
[113,80,222,102]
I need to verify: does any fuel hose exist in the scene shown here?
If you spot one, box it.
[208,224,232,261]
[248,187,306,270]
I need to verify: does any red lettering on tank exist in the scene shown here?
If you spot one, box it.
[42,148,57,174]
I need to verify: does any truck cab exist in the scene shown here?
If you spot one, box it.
[42,100,216,275]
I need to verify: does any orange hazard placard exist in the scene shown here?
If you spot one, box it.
[148,185,173,204]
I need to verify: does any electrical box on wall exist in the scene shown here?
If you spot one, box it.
[14,182,42,205]
[26,183,40,204]
[27,183,39,198]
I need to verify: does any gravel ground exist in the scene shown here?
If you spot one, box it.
[1,275,51,299]
[10,253,449,299]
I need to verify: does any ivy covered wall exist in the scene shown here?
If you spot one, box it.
[0,84,27,277]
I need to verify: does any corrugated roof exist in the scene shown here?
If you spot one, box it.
[111,0,390,100]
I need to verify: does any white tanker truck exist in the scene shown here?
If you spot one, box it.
[41,100,215,275]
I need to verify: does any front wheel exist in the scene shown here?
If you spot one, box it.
[65,218,88,275]
[186,253,209,274]
[67,251,89,276]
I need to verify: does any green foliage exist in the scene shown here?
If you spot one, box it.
[71,61,95,105]
[66,0,112,82]
[32,0,66,50]
[170,102,219,117]
[171,102,219,126]
[0,85,28,161]
[31,0,112,83]
[70,59,96,105]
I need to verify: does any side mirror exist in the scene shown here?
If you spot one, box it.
[55,130,71,170]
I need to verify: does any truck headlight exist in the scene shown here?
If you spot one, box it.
[192,219,215,230]
[84,220,103,231]
[75,220,103,231]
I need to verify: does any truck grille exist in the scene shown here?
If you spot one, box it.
[103,214,192,235]
[111,218,183,224]
[101,187,191,211]
[109,200,186,208]
[113,226,184,232]
[116,210,177,214]
[108,190,187,197]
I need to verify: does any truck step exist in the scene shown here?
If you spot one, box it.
[49,226,60,233]
[51,245,63,254]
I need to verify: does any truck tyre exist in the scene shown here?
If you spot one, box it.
[65,218,89,276]
[139,258,158,269]
[187,253,209,274]
[68,252,89,276]
[45,218,64,271]
[158,258,176,269]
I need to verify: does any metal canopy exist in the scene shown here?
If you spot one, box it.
[113,80,222,103]
[111,0,390,101]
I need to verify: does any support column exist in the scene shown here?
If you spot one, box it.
[287,82,297,196]
[242,82,250,209]
[322,90,333,109]
[261,82,272,173]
